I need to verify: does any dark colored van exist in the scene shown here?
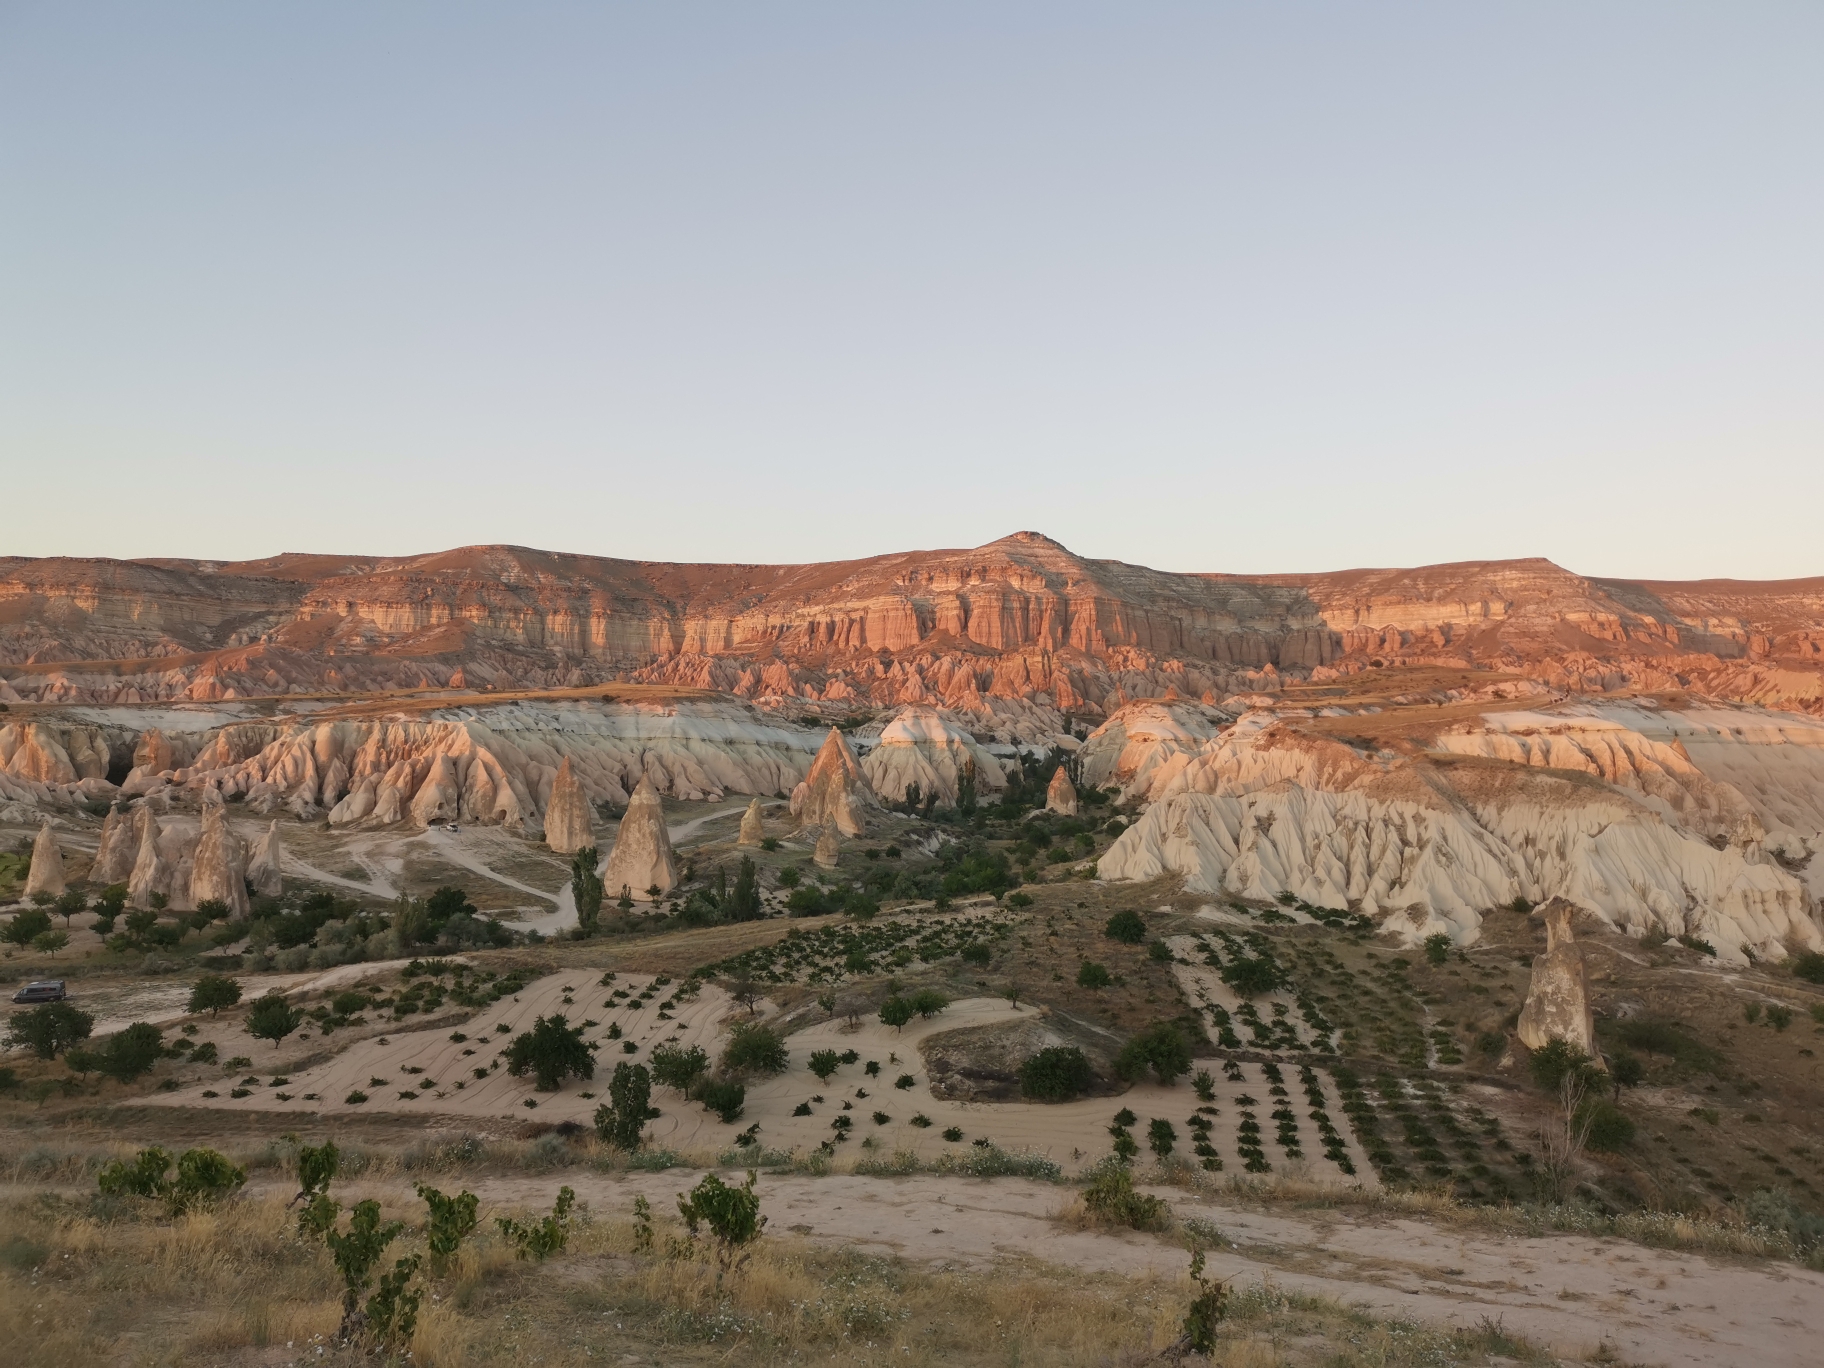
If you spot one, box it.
[11,980,68,1004]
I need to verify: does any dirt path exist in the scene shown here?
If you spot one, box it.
[356,1169,1822,1368]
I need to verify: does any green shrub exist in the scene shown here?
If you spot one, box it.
[808,1049,842,1081]
[244,993,304,1048]
[721,1022,788,1075]
[94,1022,164,1082]
[1528,1038,1594,1091]
[99,1145,244,1212]
[878,997,915,1031]
[495,1186,576,1260]
[677,1170,765,1245]
[1076,961,1112,990]
[649,1043,709,1093]
[1146,939,1173,963]
[909,988,949,1019]
[331,990,370,1017]
[695,1078,747,1123]
[1104,910,1146,944]
[1423,933,1451,965]
[1181,1249,1228,1353]
[1115,1023,1192,1086]
[1218,954,1283,999]
[188,974,242,1017]
[595,1063,657,1150]
[1581,1101,1636,1152]
[1020,1046,1094,1102]
[415,1183,479,1271]
[960,942,992,967]
[1082,1163,1169,1230]
[3,1000,93,1059]
[1147,1118,1176,1159]
[1792,952,1824,985]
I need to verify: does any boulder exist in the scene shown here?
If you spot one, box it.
[247,821,284,898]
[738,797,765,847]
[23,822,66,898]
[91,804,137,885]
[813,824,840,869]
[791,728,873,836]
[604,775,677,901]
[1516,898,1600,1061]
[1046,765,1078,816]
[189,794,249,917]
[543,756,595,855]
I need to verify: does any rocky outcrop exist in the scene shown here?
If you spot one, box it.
[858,706,1005,807]
[813,825,840,869]
[543,756,595,854]
[246,821,284,898]
[791,729,873,837]
[1516,899,1599,1061]
[91,804,136,886]
[737,798,765,846]
[23,822,66,898]
[1046,766,1078,815]
[604,776,677,901]
[127,805,167,909]
[189,795,249,917]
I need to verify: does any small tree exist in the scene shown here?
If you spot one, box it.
[1218,955,1281,999]
[1423,933,1451,966]
[1147,1118,1177,1160]
[94,1022,164,1082]
[98,1145,244,1212]
[594,1062,656,1149]
[505,1015,597,1091]
[53,889,86,927]
[4,1000,93,1059]
[878,996,915,1032]
[721,1021,789,1074]
[496,1185,575,1260]
[246,993,304,1048]
[32,929,68,957]
[1179,1249,1228,1355]
[1076,960,1112,990]
[1020,1046,1093,1102]
[571,848,604,936]
[2,905,52,947]
[189,974,243,1018]
[1104,909,1146,944]
[415,1183,480,1273]
[324,1199,407,1339]
[649,1043,710,1094]
[1115,1024,1192,1086]
[677,1169,765,1248]
[808,1049,843,1082]
[694,1077,746,1122]
[727,977,762,1015]
[909,988,949,1019]
[727,855,762,922]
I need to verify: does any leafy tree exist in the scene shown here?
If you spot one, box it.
[4,1000,93,1059]
[425,885,476,932]
[245,993,305,1048]
[1020,1046,1093,1102]
[1148,1118,1177,1160]
[677,1170,765,1246]
[960,941,992,967]
[1180,1249,1229,1355]
[1423,933,1452,966]
[2,905,52,947]
[98,1145,243,1212]
[1082,1163,1167,1228]
[1528,1038,1596,1092]
[98,1145,174,1199]
[324,1199,407,1336]
[1115,1023,1193,1086]
[415,1183,480,1272]
[1076,960,1112,990]
[694,1077,746,1123]
[496,1185,575,1260]
[808,1049,842,1082]
[32,929,68,957]
[1104,910,1146,944]
[1609,1051,1645,1098]
[52,889,87,927]
[594,1062,656,1149]
[188,973,243,1017]
[1793,951,1824,985]
[727,855,763,922]
[94,1022,164,1082]
[193,897,229,922]
[571,847,604,936]
[1217,954,1282,999]
[504,1015,597,1090]
[649,1043,710,1094]
[721,1021,789,1074]
[94,883,128,919]
[909,988,949,1018]
[294,1141,341,1235]
[1147,939,1173,963]
[878,996,915,1032]
[1581,1099,1635,1152]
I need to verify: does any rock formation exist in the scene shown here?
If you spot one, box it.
[1516,899,1600,1061]
[791,728,873,837]
[23,822,66,899]
[126,805,167,909]
[813,825,840,869]
[604,775,677,902]
[1045,765,1078,816]
[858,706,1006,807]
[737,798,765,846]
[543,756,595,854]
[90,804,136,886]
[246,821,284,898]
[189,794,249,917]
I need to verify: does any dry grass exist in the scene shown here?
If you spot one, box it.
[0,1178,1576,1367]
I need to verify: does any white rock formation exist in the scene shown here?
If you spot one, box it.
[737,798,765,846]
[247,821,284,898]
[791,728,874,836]
[813,825,841,869]
[189,794,249,917]
[1516,898,1599,1059]
[23,822,66,899]
[859,705,1006,806]
[1077,699,1234,800]
[604,775,677,901]
[127,805,168,909]
[91,804,136,886]
[543,756,595,854]
[1046,765,1078,815]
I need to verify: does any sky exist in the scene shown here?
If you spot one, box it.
[2,3,1821,580]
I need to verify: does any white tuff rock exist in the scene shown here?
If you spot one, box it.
[604,775,677,902]
[543,756,595,855]
[859,705,1005,807]
[246,821,284,898]
[1516,899,1599,1061]
[813,825,841,869]
[791,728,874,837]
[1046,765,1078,816]
[23,822,66,899]
[738,798,765,847]
[91,805,136,886]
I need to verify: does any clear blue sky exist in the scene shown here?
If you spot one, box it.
[3,3,1820,579]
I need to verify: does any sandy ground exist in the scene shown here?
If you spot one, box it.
[259,1165,1823,1368]
[143,973,1371,1181]
[1167,932,1331,1051]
